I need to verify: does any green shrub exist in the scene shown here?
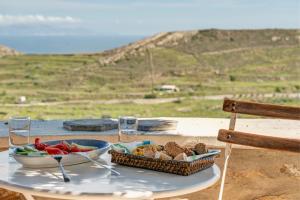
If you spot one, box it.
[275,87,281,93]
[0,111,7,115]
[173,98,182,104]
[24,74,31,79]
[294,85,300,91]
[275,86,286,93]
[144,93,157,99]
[188,91,194,96]
[0,91,6,96]
[229,75,236,82]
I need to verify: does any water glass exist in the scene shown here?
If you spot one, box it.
[8,116,31,156]
[118,116,138,142]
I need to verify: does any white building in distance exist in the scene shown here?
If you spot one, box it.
[156,85,180,93]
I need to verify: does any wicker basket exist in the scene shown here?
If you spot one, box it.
[110,150,215,176]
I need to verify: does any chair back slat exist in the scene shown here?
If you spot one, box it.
[217,99,300,200]
[223,98,300,120]
[218,129,300,153]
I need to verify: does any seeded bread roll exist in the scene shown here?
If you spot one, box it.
[156,145,164,151]
[155,151,172,160]
[164,142,194,157]
[143,145,157,158]
[184,148,194,156]
[194,143,207,155]
[174,152,188,161]
[164,142,183,157]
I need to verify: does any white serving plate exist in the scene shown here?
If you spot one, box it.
[13,139,110,168]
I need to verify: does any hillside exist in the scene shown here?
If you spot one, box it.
[94,29,300,96]
[0,45,22,57]
[0,29,299,119]
[98,29,300,64]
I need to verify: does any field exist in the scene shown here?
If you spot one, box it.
[0,29,299,120]
[1,98,299,120]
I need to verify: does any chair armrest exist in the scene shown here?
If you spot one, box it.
[218,129,300,153]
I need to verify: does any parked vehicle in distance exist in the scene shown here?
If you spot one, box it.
[156,85,180,93]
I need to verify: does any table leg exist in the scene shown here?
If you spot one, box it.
[23,192,35,200]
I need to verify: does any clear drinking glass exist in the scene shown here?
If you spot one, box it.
[118,116,138,142]
[8,116,31,156]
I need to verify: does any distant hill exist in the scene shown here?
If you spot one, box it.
[0,45,22,57]
[0,29,299,105]
[98,29,300,65]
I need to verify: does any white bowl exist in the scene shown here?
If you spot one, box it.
[13,139,110,168]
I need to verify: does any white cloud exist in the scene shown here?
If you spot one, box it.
[0,14,80,26]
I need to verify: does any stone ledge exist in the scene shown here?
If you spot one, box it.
[0,118,299,148]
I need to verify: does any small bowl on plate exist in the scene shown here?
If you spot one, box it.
[13,139,110,168]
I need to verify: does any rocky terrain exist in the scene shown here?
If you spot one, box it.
[98,31,196,65]
[0,45,22,57]
[98,29,300,65]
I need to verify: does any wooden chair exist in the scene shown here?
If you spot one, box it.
[217,98,300,200]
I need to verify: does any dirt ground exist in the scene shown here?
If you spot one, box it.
[160,148,300,200]
[1,148,299,200]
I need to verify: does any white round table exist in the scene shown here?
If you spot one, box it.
[0,151,220,200]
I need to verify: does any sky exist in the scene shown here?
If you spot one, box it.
[0,0,299,36]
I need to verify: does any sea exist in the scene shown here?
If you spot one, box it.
[0,35,145,54]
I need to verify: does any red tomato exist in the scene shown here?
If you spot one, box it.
[70,146,80,152]
[34,138,48,151]
[45,147,65,155]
